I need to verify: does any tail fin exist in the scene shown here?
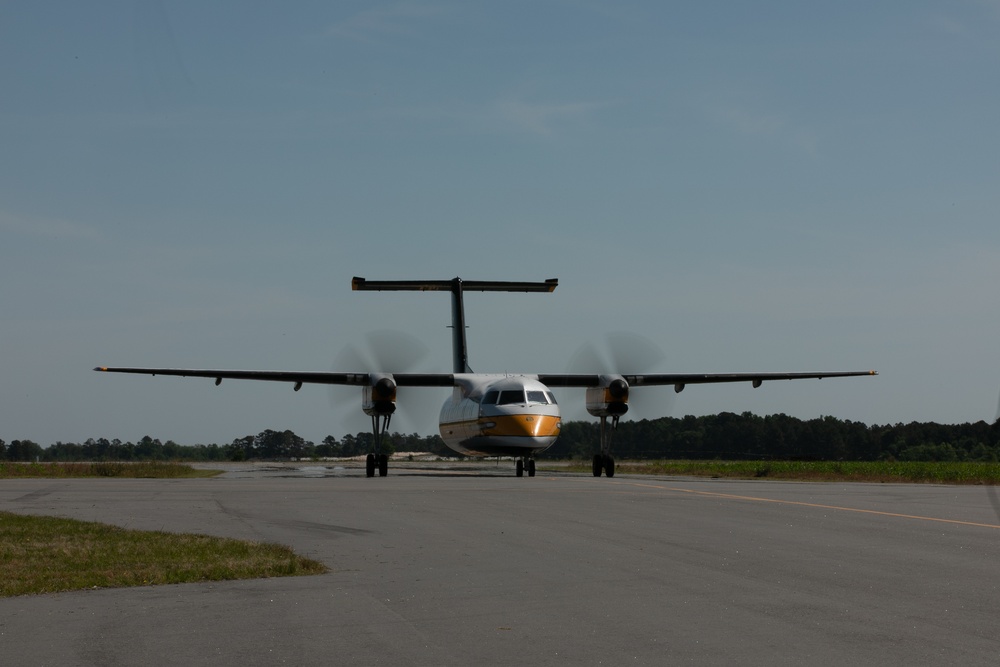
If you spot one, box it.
[352,277,558,373]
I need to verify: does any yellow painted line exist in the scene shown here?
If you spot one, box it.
[615,480,1000,530]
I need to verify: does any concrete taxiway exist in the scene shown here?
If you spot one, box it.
[3,462,1000,665]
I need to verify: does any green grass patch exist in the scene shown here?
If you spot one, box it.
[0,511,328,597]
[566,460,1000,484]
[0,461,221,478]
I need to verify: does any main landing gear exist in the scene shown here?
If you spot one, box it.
[515,457,536,478]
[366,452,389,478]
[592,415,618,478]
[366,413,391,478]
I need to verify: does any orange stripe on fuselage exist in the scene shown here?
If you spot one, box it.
[442,414,562,439]
[480,414,561,438]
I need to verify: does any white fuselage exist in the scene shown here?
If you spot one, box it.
[438,374,561,457]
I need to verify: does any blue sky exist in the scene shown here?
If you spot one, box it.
[2,1,999,446]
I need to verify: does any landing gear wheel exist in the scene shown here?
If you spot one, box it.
[367,412,391,479]
[594,414,619,478]
[516,459,524,477]
[527,459,536,477]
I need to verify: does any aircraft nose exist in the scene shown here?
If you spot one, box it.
[510,415,540,437]
[483,413,560,438]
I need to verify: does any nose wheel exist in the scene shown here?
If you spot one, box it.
[515,458,536,477]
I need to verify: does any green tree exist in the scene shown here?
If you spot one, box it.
[7,439,43,461]
[315,435,342,457]
[227,435,254,461]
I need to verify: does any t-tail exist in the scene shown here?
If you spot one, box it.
[352,277,559,373]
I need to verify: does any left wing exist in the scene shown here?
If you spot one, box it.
[537,370,878,391]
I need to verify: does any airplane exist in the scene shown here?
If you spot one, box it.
[95,277,877,478]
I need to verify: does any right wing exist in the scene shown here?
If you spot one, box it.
[93,367,457,387]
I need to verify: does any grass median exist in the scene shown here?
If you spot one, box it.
[593,460,1000,484]
[0,461,221,478]
[0,511,327,597]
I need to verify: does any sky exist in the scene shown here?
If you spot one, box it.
[2,1,999,447]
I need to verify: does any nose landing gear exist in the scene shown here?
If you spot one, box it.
[515,458,536,477]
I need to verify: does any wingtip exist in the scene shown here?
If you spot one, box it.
[94,366,107,372]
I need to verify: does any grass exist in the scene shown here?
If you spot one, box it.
[579,460,1000,484]
[0,511,328,597]
[0,461,221,478]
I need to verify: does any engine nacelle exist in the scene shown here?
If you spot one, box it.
[363,373,397,416]
[586,375,629,418]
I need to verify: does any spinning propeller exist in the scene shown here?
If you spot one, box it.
[330,330,439,435]
[567,332,675,420]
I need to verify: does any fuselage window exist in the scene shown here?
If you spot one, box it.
[482,390,499,405]
[498,390,526,405]
[526,390,548,404]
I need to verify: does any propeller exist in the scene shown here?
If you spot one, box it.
[566,332,675,421]
[329,330,441,436]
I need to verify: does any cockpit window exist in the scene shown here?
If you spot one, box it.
[482,390,499,405]
[498,390,525,405]
[527,390,548,404]
[546,391,558,405]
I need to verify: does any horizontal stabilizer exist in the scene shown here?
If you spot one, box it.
[352,277,557,293]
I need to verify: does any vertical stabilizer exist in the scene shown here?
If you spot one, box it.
[450,278,471,373]
[352,277,558,374]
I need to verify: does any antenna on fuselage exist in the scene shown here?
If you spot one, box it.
[352,277,558,374]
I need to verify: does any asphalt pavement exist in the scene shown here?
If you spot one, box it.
[3,462,1000,666]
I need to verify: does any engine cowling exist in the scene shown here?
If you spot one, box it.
[362,373,397,416]
[586,375,629,417]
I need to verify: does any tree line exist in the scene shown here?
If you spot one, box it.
[0,430,450,463]
[3,413,1000,462]
[549,413,1000,462]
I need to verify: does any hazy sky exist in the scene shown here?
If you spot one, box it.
[3,1,999,446]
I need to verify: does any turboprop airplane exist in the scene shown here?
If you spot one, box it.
[95,277,877,478]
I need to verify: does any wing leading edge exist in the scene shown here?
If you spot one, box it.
[95,367,875,389]
[537,370,877,389]
[93,367,456,387]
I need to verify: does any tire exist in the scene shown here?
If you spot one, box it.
[516,459,524,477]
[605,456,615,478]
[378,453,388,477]
[527,460,536,477]
[366,454,375,478]
[593,454,602,477]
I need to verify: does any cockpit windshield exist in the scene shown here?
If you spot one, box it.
[482,387,557,406]
[497,390,525,405]
[526,390,546,404]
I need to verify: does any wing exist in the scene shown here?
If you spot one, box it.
[93,367,456,387]
[537,370,878,389]
[95,367,876,389]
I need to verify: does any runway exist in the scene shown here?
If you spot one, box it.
[3,462,1000,665]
